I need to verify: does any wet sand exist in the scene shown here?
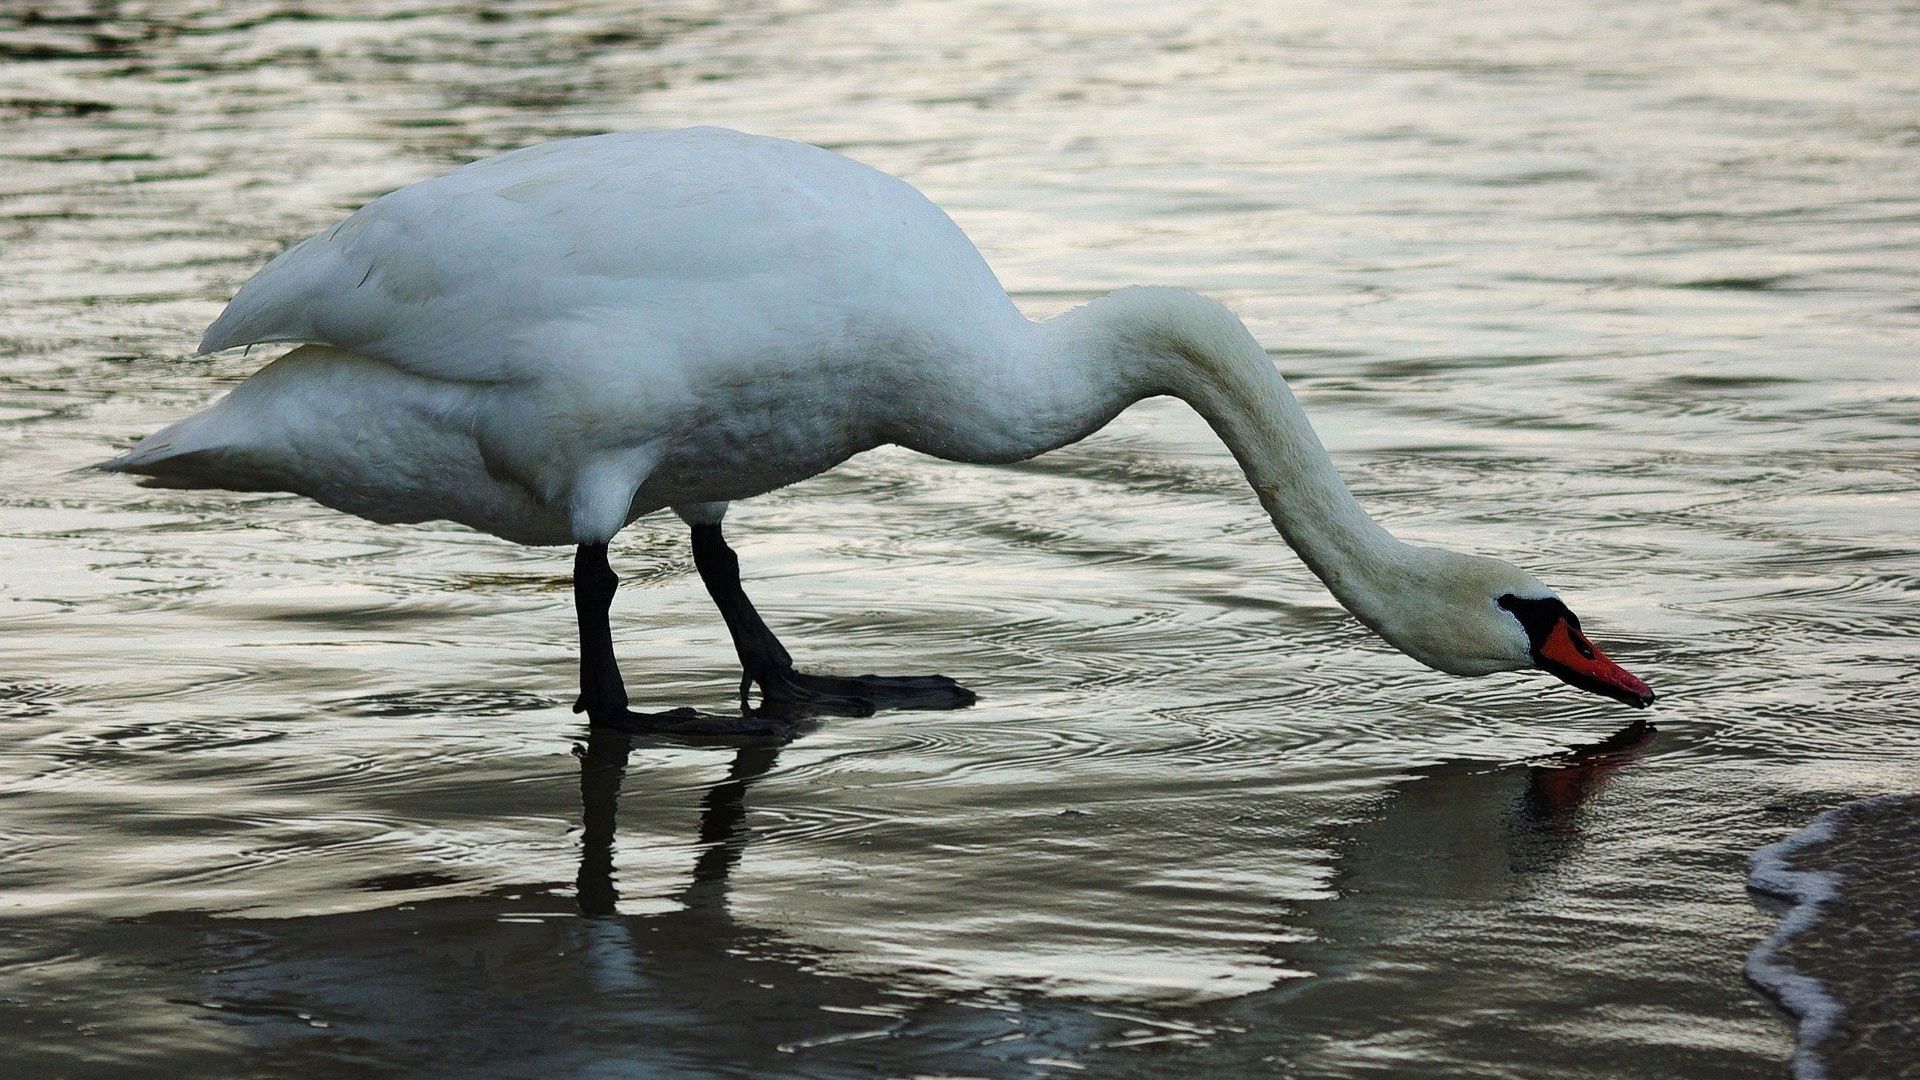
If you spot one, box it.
[1748,795,1920,1080]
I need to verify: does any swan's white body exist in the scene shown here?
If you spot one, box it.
[105,127,1655,694]
[131,128,1046,545]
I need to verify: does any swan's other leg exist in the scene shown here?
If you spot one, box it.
[573,543,797,745]
[686,520,976,715]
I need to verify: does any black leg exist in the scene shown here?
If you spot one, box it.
[688,522,976,716]
[572,543,797,745]
[575,543,629,716]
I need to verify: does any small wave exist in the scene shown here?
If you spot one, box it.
[1747,793,1920,1080]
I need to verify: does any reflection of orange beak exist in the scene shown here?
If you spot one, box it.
[1537,619,1656,708]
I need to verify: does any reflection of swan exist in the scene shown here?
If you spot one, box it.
[101,127,1652,739]
[1358,721,1652,903]
[1524,716,1656,822]
[1285,720,1655,973]
[1242,718,1657,1041]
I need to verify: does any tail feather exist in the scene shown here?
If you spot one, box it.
[93,344,572,544]
[95,408,273,490]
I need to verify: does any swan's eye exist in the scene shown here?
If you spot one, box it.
[1495,593,1578,649]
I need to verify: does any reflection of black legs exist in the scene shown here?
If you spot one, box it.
[572,543,797,745]
[575,727,632,917]
[574,728,783,917]
[689,523,976,716]
[681,745,783,911]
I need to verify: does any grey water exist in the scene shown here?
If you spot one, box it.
[3,0,1918,1076]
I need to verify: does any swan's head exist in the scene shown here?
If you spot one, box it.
[1367,551,1655,707]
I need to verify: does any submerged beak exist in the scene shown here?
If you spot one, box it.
[1536,617,1655,708]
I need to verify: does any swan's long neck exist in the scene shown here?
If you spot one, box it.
[1036,288,1424,631]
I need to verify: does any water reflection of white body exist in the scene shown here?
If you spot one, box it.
[169,729,1649,1077]
[181,732,1124,1078]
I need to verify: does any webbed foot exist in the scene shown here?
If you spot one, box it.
[752,668,976,717]
[588,705,801,747]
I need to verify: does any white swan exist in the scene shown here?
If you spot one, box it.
[101,127,1653,740]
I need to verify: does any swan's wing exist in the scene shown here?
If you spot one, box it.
[199,128,976,384]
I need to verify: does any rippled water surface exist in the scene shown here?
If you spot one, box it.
[5,1,1919,1076]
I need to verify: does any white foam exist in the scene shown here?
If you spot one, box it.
[1745,794,1908,1080]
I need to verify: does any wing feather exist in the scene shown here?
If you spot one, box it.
[198,127,1017,388]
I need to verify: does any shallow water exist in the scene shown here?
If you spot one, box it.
[4,0,1919,1076]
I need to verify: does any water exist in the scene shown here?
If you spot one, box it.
[4,0,1919,1075]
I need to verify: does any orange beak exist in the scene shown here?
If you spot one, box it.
[1537,617,1655,708]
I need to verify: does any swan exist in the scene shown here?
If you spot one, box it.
[100,127,1654,741]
